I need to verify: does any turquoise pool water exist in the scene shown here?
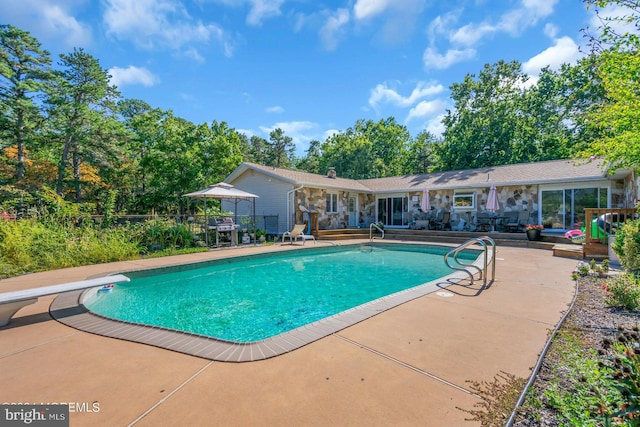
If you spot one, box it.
[84,244,477,342]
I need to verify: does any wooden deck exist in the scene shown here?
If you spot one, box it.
[316,228,606,261]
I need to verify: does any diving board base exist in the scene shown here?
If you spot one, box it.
[0,299,38,326]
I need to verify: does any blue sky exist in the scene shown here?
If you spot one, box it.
[0,0,612,156]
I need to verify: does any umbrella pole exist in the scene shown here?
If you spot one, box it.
[204,198,209,247]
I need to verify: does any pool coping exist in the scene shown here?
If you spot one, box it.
[50,243,490,362]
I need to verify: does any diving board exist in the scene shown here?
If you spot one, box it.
[0,274,130,326]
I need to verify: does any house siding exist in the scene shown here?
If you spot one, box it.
[224,160,638,232]
[223,169,292,235]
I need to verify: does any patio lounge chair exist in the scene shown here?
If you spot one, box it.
[282,224,315,245]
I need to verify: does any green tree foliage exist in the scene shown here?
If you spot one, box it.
[318,117,409,179]
[139,113,201,212]
[199,120,245,185]
[583,0,640,170]
[248,135,268,165]
[403,130,440,174]
[0,25,52,183]
[436,58,606,171]
[438,60,530,170]
[45,48,122,202]
[266,128,295,168]
[295,139,322,173]
[518,57,605,159]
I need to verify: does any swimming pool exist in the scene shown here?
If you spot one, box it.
[83,243,479,343]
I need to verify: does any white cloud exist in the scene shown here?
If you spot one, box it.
[422,46,475,70]
[523,0,557,19]
[266,105,284,114]
[353,0,392,20]
[425,114,446,137]
[497,0,558,35]
[522,36,581,75]
[0,0,93,49]
[184,48,205,62]
[319,8,350,51]
[103,0,233,56]
[406,99,447,122]
[369,81,444,108]
[450,22,496,46]
[41,3,93,48]
[210,0,285,26]
[544,23,559,39]
[108,66,160,87]
[433,0,559,54]
[246,0,285,26]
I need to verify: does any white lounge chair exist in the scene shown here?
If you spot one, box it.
[282,224,315,245]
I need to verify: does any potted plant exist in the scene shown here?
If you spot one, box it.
[525,224,544,241]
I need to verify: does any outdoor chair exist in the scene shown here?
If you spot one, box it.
[475,213,491,232]
[503,211,520,232]
[282,224,315,245]
[433,211,451,230]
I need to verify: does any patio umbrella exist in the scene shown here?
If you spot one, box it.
[486,185,500,213]
[184,183,259,247]
[421,188,430,212]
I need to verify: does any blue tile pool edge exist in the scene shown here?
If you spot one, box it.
[50,243,490,362]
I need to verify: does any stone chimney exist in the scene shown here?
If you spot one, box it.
[327,167,336,179]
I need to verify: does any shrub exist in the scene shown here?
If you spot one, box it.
[603,273,640,311]
[0,218,140,278]
[131,219,195,252]
[601,328,640,425]
[612,217,640,273]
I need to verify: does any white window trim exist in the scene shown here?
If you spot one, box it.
[453,192,475,210]
[326,192,338,213]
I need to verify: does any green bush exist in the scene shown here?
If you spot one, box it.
[612,218,640,273]
[0,218,142,278]
[543,332,622,426]
[603,273,640,311]
[602,328,640,424]
[131,219,196,252]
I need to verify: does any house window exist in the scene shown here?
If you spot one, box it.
[453,193,475,209]
[326,193,338,213]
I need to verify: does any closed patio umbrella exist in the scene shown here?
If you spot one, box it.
[486,185,500,213]
[421,188,430,212]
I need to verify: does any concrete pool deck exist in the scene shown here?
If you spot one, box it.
[0,241,578,426]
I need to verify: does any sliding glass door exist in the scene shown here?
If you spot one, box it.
[377,196,408,227]
[541,187,608,230]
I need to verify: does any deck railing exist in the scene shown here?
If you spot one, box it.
[583,208,638,245]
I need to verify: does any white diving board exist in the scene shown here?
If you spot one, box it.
[0,274,130,326]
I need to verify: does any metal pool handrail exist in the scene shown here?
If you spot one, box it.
[444,236,496,287]
[369,223,384,241]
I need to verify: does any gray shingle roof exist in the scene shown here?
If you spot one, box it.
[230,159,608,192]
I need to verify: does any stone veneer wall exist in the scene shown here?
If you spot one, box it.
[290,180,640,230]
[408,185,539,218]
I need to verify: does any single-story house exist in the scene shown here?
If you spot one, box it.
[223,159,639,235]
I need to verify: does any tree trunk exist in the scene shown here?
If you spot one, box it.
[56,135,73,195]
[73,147,82,203]
[15,109,25,181]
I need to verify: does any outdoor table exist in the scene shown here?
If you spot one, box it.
[488,216,506,232]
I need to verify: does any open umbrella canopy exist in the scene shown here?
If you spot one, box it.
[183,182,259,199]
[421,188,430,212]
[184,183,259,247]
[486,185,500,213]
